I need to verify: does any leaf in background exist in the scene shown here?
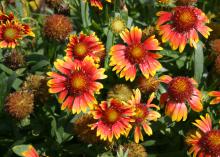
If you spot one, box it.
[12,144,39,157]
[81,0,91,28]
[194,41,204,84]
[104,30,114,69]
[30,60,50,72]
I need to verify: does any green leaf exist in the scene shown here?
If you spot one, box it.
[81,1,91,28]
[105,30,114,69]
[30,60,50,72]
[194,41,204,84]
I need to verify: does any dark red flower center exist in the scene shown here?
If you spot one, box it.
[134,104,148,123]
[3,27,19,41]
[104,108,120,124]
[126,44,145,64]
[173,7,198,32]
[199,130,220,156]
[69,71,88,95]
[73,43,88,59]
[168,77,193,102]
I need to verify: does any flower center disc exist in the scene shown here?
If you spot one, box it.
[73,43,88,58]
[168,77,193,102]
[127,44,145,63]
[199,130,220,156]
[134,104,147,123]
[105,108,120,123]
[4,27,18,41]
[112,20,125,33]
[71,72,87,94]
[173,7,197,32]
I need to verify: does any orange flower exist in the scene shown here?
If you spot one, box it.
[0,13,34,48]
[65,33,104,62]
[186,114,220,157]
[90,99,134,142]
[127,89,161,143]
[47,56,107,114]
[160,76,203,122]
[89,0,111,10]
[208,91,220,105]
[156,6,212,52]
[109,26,163,81]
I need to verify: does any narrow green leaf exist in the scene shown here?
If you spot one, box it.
[30,60,50,72]
[81,1,91,28]
[104,30,114,69]
[194,41,204,84]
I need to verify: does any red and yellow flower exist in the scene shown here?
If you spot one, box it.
[109,26,163,82]
[89,0,111,10]
[186,114,220,157]
[156,6,212,52]
[160,75,203,122]
[90,99,134,142]
[0,13,35,48]
[127,89,161,143]
[65,33,105,62]
[208,91,220,105]
[47,56,107,114]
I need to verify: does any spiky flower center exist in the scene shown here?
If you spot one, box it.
[168,77,193,102]
[126,44,145,64]
[73,43,88,58]
[70,72,88,95]
[104,108,120,123]
[134,104,147,123]
[157,0,171,4]
[111,17,125,33]
[4,27,18,41]
[199,130,220,156]
[173,7,197,32]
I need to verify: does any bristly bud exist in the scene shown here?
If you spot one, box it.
[107,84,133,102]
[210,39,220,55]
[215,55,220,75]
[110,16,126,34]
[136,76,160,94]
[43,14,73,42]
[123,142,148,157]
[3,50,25,70]
[5,91,34,120]
[176,0,197,5]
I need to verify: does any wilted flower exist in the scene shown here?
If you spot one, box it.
[214,55,220,75]
[90,99,134,142]
[127,89,160,143]
[107,84,133,102]
[3,50,25,70]
[123,142,148,157]
[210,39,220,55]
[136,76,160,94]
[65,33,105,62]
[5,90,34,119]
[47,56,107,114]
[109,26,163,81]
[44,14,73,42]
[186,114,220,157]
[176,0,197,5]
[160,76,203,121]
[156,6,212,52]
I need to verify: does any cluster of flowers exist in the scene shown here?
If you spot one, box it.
[2,0,220,156]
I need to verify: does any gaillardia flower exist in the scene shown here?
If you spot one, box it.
[109,26,163,81]
[208,91,220,105]
[0,21,35,48]
[89,0,111,10]
[186,114,220,157]
[65,33,105,62]
[90,99,134,142]
[47,56,107,114]
[136,76,160,94]
[0,12,14,22]
[160,76,203,121]
[13,145,40,157]
[127,89,161,143]
[3,50,25,70]
[156,6,212,52]
[123,142,148,157]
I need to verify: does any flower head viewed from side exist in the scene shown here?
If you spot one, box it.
[0,12,35,48]
[90,99,134,142]
[13,145,40,157]
[47,56,107,114]
[109,26,163,81]
[127,89,161,143]
[89,0,111,10]
[156,6,212,52]
[208,91,220,105]
[65,33,105,62]
[160,75,203,122]
[186,114,220,157]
